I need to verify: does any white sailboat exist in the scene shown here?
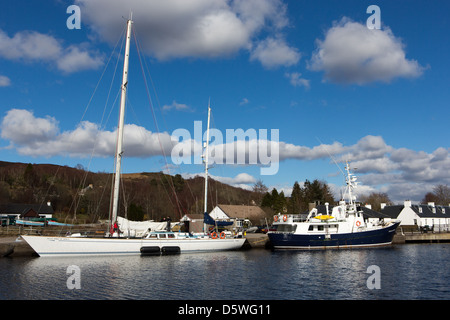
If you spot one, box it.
[22,18,245,257]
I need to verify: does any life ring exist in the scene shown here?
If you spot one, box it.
[283,215,288,222]
[211,232,218,239]
[356,221,361,227]
[220,232,226,239]
[274,215,278,222]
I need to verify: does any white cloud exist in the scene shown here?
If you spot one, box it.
[162,101,194,112]
[0,29,103,73]
[0,75,11,87]
[212,172,257,185]
[181,172,256,190]
[1,109,449,202]
[250,36,300,68]
[76,0,298,68]
[56,45,104,73]
[308,18,424,84]
[0,109,175,158]
[285,72,310,89]
[0,29,61,61]
[0,109,59,145]
[277,141,347,161]
[239,98,249,106]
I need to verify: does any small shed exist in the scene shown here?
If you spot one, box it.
[180,214,204,233]
[209,204,268,225]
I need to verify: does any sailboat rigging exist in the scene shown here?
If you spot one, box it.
[21,18,245,257]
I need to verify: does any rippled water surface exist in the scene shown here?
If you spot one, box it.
[1,244,449,300]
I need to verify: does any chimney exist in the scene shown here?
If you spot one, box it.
[404,200,411,207]
[381,203,386,210]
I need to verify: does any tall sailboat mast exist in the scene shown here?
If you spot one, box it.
[110,17,133,233]
[203,101,211,232]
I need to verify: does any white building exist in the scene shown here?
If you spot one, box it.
[381,201,450,231]
[0,203,54,220]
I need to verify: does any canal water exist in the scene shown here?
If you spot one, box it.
[0,243,448,300]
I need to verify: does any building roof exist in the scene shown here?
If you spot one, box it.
[410,204,448,218]
[0,203,54,215]
[380,203,449,219]
[380,205,404,219]
[217,204,267,221]
[360,206,392,219]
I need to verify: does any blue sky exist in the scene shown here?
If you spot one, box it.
[0,0,449,203]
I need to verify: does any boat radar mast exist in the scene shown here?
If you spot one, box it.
[344,161,358,210]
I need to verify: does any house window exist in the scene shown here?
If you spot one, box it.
[419,207,422,213]
[443,208,446,214]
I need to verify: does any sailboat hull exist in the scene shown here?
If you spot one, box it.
[22,235,245,257]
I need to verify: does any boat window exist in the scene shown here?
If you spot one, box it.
[159,234,167,239]
[168,233,175,239]
[318,225,324,231]
[149,234,157,239]
[308,225,314,231]
[276,224,297,233]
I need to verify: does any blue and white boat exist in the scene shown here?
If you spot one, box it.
[268,163,400,249]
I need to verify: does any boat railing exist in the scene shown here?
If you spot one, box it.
[10,225,108,237]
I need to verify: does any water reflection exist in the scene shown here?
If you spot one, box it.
[1,244,449,300]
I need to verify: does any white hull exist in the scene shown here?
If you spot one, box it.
[22,235,245,257]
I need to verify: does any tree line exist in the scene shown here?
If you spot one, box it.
[255,179,335,214]
[253,178,450,214]
[0,162,260,223]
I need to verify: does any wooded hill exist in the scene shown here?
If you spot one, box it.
[0,161,262,223]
